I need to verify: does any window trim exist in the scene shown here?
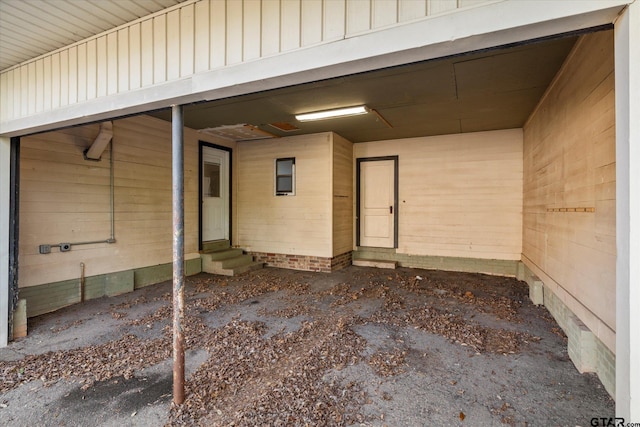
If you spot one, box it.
[275,157,296,196]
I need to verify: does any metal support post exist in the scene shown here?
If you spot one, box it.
[171,104,185,404]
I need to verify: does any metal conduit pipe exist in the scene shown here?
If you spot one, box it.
[38,138,116,254]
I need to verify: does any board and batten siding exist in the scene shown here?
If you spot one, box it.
[236,133,333,257]
[354,129,523,260]
[19,114,234,288]
[332,134,354,257]
[0,0,497,124]
[522,31,615,352]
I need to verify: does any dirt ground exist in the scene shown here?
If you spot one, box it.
[0,266,614,426]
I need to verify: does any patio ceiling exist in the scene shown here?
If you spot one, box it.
[149,34,578,143]
[0,0,187,71]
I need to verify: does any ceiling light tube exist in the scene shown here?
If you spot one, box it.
[295,105,369,121]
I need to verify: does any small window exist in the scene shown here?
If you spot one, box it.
[275,157,295,195]
[203,162,221,198]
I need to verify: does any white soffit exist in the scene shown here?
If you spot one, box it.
[0,0,188,71]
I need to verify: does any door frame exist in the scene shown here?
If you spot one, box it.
[356,156,399,248]
[198,142,232,250]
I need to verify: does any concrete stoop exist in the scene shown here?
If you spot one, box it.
[352,247,398,269]
[201,246,263,276]
[352,258,398,269]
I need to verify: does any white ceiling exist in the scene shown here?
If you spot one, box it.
[0,0,187,71]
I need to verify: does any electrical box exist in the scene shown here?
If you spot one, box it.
[39,244,51,254]
[60,243,72,252]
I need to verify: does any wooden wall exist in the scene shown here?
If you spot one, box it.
[354,129,523,260]
[0,0,496,124]
[19,115,233,288]
[522,30,616,351]
[332,134,354,257]
[236,133,333,257]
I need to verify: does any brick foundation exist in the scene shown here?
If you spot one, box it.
[250,251,353,272]
[331,251,353,270]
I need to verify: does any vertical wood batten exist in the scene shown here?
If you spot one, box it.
[35,59,44,113]
[226,0,243,65]
[347,0,371,35]
[19,66,28,117]
[429,0,458,16]
[167,10,181,80]
[373,0,398,29]
[96,36,107,97]
[301,0,323,47]
[59,50,69,106]
[27,62,37,115]
[180,4,195,77]
[86,40,97,101]
[50,54,61,110]
[77,43,88,102]
[194,1,210,73]
[399,0,426,22]
[243,0,262,61]
[118,29,130,93]
[43,56,52,111]
[0,73,9,122]
[153,14,167,83]
[9,69,17,120]
[210,0,226,69]
[106,33,118,95]
[280,0,301,52]
[323,0,346,41]
[261,0,280,57]
[68,46,78,105]
[140,19,154,87]
[129,23,142,90]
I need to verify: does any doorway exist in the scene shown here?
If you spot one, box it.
[356,156,398,248]
[200,143,231,247]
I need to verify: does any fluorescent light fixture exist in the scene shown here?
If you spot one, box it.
[295,105,369,122]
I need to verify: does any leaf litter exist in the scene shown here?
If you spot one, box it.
[0,267,590,426]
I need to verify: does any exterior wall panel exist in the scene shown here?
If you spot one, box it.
[18,115,234,289]
[355,129,523,261]
[522,30,616,352]
[236,133,333,258]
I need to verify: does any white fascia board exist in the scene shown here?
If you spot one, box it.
[0,137,9,347]
[0,0,630,137]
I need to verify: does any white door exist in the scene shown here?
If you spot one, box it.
[360,160,395,248]
[202,147,229,242]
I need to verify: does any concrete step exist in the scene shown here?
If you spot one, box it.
[202,247,244,261]
[201,240,231,253]
[352,258,397,269]
[214,261,265,277]
[218,254,254,269]
[201,249,263,276]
